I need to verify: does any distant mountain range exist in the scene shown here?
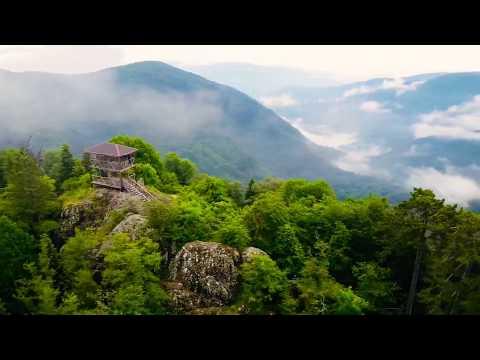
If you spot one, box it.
[183,62,337,98]
[0,61,407,201]
[260,71,480,209]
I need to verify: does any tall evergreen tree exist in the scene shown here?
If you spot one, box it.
[59,144,74,186]
[0,150,59,231]
[244,178,256,203]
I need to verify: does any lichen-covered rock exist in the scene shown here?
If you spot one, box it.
[110,214,148,240]
[59,189,148,239]
[241,247,269,263]
[163,281,207,312]
[59,201,96,238]
[169,241,241,307]
[95,188,146,216]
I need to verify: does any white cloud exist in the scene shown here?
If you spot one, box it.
[282,117,357,148]
[0,70,224,147]
[413,95,480,140]
[259,93,298,108]
[381,78,425,95]
[343,78,426,98]
[406,166,480,207]
[334,145,391,176]
[359,101,390,113]
[2,45,480,83]
[0,45,124,74]
[343,85,377,97]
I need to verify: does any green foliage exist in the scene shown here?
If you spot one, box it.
[42,149,62,186]
[249,177,284,200]
[271,224,305,277]
[59,144,75,185]
[151,193,215,252]
[238,255,293,314]
[379,188,460,313]
[59,173,94,206]
[0,149,21,189]
[334,287,370,315]
[295,258,368,315]
[101,234,169,315]
[0,216,36,307]
[42,144,75,191]
[225,180,245,207]
[100,208,130,234]
[72,159,87,178]
[60,230,100,284]
[190,174,230,204]
[0,150,59,232]
[353,261,398,312]
[243,192,290,252]
[165,152,196,185]
[0,298,7,314]
[418,210,480,314]
[158,171,180,193]
[3,136,480,316]
[244,178,256,204]
[327,222,352,281]
[134,163,161,187]
[282,178,336,205]
[15,236,60,314]
[110,135,164,176]
[213,215,251,250]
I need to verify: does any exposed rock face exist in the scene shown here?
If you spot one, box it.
[110,214,148,240]
[169,241,242,309]
[241,247,269,263]
[59,189,147,240]
[163,281,207,312]
[59,201,96,238]
[95,188,146,216]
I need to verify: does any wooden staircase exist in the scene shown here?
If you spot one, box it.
[123,178,155,202]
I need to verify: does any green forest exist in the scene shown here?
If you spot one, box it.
[0,135,479,315]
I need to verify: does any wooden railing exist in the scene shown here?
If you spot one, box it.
[91,158,135,172]
[123,178,156,201]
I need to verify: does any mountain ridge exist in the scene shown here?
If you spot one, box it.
[0,61,407,201]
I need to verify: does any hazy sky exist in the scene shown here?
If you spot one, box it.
[0,45,480,82]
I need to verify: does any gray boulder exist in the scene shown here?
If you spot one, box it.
[110,214,148,240]
[169,241,242,307]
[241,247,269,263]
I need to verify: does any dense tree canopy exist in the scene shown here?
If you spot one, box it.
[1,135,480,315]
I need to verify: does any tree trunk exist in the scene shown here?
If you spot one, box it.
[406,244,425,315]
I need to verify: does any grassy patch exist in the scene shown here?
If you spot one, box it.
[59,186,95,207]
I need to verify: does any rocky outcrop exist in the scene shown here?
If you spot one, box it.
[166,242,271,313]
[110,214,148,240]
[59,201,97,238]
[168,241,242,309]
[95,188,146,216]
[59,189,148,239]
[163,281,207,312]
[241,247,269,263]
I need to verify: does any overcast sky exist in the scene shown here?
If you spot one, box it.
[0,45,480,82]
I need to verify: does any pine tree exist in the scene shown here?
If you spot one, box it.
[58,144,74,186]
[1,150,58,231]
[244,178,256,204]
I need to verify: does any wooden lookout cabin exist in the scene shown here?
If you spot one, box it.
[84,143,137,191]
[84,142,154,201]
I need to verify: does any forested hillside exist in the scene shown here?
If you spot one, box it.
[1,135,479,315]
[0,61,407,202]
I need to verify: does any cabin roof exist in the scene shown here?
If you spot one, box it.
[84,143,137,157]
